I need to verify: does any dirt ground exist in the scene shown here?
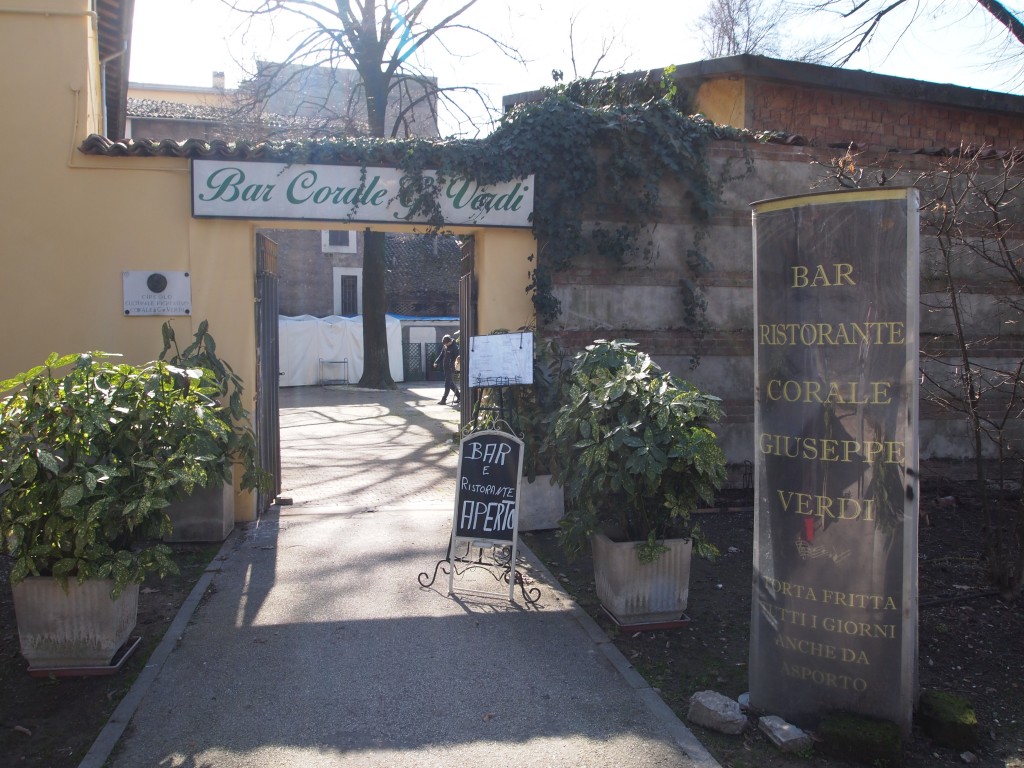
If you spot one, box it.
[522,460,1024,768]
[0,543,221,768]
[1,461,1021,768]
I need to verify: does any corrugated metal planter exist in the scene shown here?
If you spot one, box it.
[165,481,234,542]
[11,578,139,669]
[591,533,692,625]
[518,474,565,532]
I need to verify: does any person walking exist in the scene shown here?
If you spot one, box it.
[433,334,461,405]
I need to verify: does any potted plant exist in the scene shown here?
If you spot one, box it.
[0,352,235,669]
[549,339,726,625]
[512,332,568,531]
[158,320,267,541]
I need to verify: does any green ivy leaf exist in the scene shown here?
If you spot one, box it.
[19,460,38,483]
[37,450,60,474]
[60,484,84,508]
[51,557,79,577]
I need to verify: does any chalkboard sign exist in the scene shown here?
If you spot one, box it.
[467,333,534,388]
[452,430,524,544]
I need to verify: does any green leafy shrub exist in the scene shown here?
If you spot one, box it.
[549,339,726,562]
[158,320,269,494]
[512,332,569,482]
[0,352,239,595]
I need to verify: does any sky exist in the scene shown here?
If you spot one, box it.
[129,0,1024,137]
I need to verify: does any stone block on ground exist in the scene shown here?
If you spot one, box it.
[758,715,812,752]
[687,690,749,735]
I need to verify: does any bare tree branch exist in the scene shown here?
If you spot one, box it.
[796,0,1024,69]
[975,0,1024,46]
[216,0,523,389]
[815,143,1024,596]
[222,0,519,136]
[699,0,792,59]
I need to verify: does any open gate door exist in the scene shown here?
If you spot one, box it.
[255,233,281,512]
[458,237,475,429]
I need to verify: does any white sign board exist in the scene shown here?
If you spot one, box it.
[122,271,192,316]
[191,160,534,228]
[467,333,534,387]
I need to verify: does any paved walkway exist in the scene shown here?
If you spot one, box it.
[82,383,720,768]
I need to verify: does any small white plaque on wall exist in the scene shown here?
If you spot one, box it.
[123,271,192,316]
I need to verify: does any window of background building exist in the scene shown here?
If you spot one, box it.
[340,275,358,316]
[322,229,356,253]
[333,267,361,316]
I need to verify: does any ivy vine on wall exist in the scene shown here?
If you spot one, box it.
[170,71,768,325]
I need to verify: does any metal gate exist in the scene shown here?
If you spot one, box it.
[403,342,448,381]
[255,233,281,512]
[458,238,475,428]
[424,342,443,380]
[403,342,425,380]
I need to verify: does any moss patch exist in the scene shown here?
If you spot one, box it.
[816,712,903,767]
[917,690,979,750]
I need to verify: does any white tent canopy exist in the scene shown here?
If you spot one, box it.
[278,314,403,386]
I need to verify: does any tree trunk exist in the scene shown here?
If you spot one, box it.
[353,67,395,389]
[358,230,395,389]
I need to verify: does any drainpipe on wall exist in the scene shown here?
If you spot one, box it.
[100,42,128,139]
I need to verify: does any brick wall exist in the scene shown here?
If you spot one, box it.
[749,81,1024,150]
[266,229,355,317]
[264,229,460,318]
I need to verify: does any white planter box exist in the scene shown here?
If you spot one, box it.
[517,474,565,531]
[165,481,234,542]
[12,578,139,669]
[591,532,692,625]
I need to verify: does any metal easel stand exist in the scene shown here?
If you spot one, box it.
[469,377,521,431]
[417,539,540,604]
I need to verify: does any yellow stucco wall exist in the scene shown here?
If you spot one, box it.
[1,0,537,521]
[694,78,748,129]
[474,229,536,333]
[1,152,258,376]
[1,0,261,517]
